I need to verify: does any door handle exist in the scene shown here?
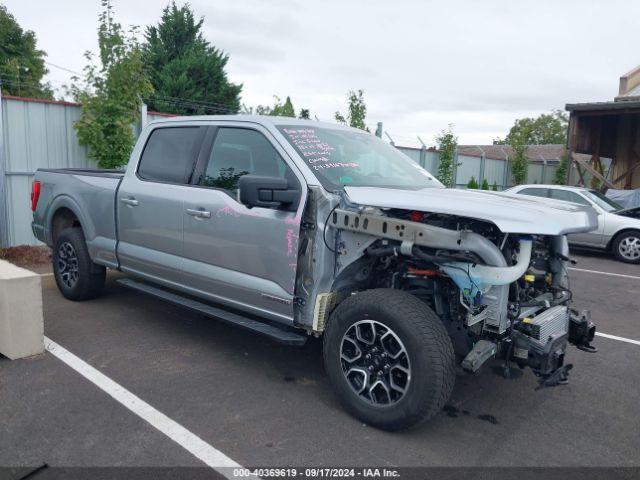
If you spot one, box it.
[120,197,139,207]
[186,208,211,219]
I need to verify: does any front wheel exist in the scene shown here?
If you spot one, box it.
[323,289,455,431]
[53,227,106,301]
[612,231,640,264]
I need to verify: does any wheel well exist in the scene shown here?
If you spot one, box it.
[51,208,81,243]
[608,228,640,250]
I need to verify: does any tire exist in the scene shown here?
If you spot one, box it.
[323,288,455,431]
[53,227,106,301]
[612,231,640,264]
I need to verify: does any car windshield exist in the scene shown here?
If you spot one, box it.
[278,125,443,191]
[583,190,623,212]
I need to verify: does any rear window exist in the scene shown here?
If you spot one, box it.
[519,188,548,198]
[138,127,202,183]
[549,189,590,205]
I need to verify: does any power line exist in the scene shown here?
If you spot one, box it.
[145,94,238,111]
[144,94,238,114]
[45,61,83,76]
[146,98,234,113]
[0,76,58,94]
[0,77,237,115]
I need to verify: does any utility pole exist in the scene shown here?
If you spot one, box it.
[417,136,427,168]
[0,81,9,247]
[140,102,148,135]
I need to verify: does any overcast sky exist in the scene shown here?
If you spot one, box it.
[4,0,639,145]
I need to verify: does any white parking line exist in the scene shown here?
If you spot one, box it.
[569,267,640,281]
[39,273,53,277]
[44,336,243,477]
[596,332,640,346]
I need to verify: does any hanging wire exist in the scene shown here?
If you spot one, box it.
[44,61,83,76]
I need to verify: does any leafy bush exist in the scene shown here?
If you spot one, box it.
[436,125,458,187]
[72,1,153,169]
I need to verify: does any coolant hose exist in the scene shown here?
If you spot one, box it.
[439,237,533,289]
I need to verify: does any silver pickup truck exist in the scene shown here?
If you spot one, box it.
[32,116,598,430]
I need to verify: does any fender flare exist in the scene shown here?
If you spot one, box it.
[46,195,95,245]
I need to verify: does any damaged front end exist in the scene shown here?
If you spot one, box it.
[326,202,597,387]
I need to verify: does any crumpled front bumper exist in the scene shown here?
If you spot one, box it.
[506,308,596,381]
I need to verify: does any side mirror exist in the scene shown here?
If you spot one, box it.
[238,175,299,209]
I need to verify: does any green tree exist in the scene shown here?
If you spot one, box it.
[481,178,489,190]
[0,5,53,98]
[491,181,498,191]
[509,134,529,186]
[495,110,568,145]
[72,0,153,169]
[335,89,367,130]
[494,110,569,186]
[298,108,310,119]
[554,153,569,185]
[467,176,479,189]
[271,96,295,117]
[245,95,297,117]
[142,2,241,114]
[435,125,458,187]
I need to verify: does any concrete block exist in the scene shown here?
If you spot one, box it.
[0,259,44,359]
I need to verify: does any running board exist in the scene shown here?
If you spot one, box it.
[117,278,307,346]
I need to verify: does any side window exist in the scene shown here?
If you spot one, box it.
[200,128,290,191]
[568,192,590,206]
[138,127,202,183]
[549,189,590,205]
[519,188,548,198]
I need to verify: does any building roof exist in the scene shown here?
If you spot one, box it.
[618,82,640,100]
[565,100,640,112]
[566,65,640,110]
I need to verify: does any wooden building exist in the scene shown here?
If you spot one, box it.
[566,65,640,190]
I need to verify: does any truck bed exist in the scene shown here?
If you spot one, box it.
[32,167,124,268]
[38,168,125,179]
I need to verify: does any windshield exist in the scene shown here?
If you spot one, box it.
[583,190,623,212]
[278,125,443,190]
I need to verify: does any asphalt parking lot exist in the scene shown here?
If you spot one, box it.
[1,249,639,475]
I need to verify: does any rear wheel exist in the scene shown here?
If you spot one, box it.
[323,289,455,431]
[612,231,640,264]
[53,227,106,300]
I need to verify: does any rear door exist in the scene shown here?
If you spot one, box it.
[181,124,306,324]
[117,125,206,286]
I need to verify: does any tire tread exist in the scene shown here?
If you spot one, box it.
[53,227,105,301]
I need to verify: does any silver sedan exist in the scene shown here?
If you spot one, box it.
[506,184,640,264]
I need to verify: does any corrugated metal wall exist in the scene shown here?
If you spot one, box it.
[396,146,560,189]
[0,96,169,247]
[1,97,94,246]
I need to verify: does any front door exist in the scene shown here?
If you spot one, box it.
[182,125,306,324]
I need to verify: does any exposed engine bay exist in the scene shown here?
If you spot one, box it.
[305,199,597,387]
